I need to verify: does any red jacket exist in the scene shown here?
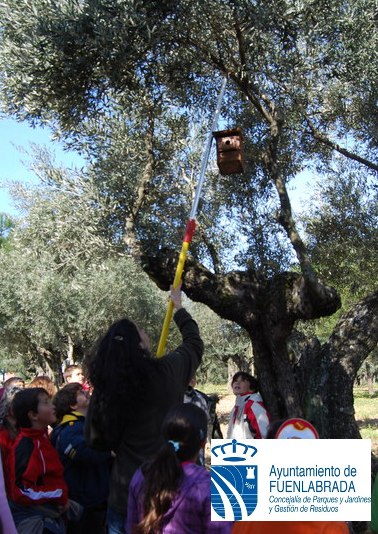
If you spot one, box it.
[227,392,270,440]
[0,426,17,497]
[9,427,68,506]
[0,426,15,462]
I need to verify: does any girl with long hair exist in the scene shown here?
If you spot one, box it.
[85,285,204,534]
[127,403,232,534]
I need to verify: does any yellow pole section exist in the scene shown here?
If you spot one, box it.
[156,240,190,357]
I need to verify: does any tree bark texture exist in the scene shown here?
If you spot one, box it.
[302,290,378,439]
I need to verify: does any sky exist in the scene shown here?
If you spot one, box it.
[0,118,84,216]
[0,118,312,217]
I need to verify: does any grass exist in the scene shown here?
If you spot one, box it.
[200,383,229,396]
[354,386,378,454]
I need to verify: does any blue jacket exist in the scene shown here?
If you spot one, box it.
[51,412,112,507]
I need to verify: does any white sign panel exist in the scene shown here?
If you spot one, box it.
[211,439,371,521]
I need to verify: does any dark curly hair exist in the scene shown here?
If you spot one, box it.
[86,318,157,448]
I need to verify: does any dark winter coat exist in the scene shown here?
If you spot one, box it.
[85,308,204,514]
[51,412,111,508]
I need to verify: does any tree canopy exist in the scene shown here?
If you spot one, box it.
[1,0,376,275]
[1,0,377,153]
[0,172,167,377]
[0,163,243,382]
[305,165,378,304]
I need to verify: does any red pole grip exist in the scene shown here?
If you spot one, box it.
[183,219,196,243]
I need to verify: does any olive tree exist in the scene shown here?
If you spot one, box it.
[0,0,377,438]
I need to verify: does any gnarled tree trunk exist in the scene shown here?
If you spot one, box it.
[302,290,378,439]
[143,251,377,439]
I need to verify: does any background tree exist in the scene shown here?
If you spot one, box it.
[295,162,378,342]
[0,169,167,380]
[305,165,377,307]
[357,353,378,396]
[0,155,248,382]
[0,213,14,250]
[0,0,377,439]
[189,301,252,386]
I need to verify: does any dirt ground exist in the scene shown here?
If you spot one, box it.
[215,393,234,436]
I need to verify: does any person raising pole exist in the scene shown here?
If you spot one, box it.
[85,284,204,534]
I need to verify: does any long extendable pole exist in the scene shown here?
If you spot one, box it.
[156,77,227,357]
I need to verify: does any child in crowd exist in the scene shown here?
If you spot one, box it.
[63,364,91,393]
[0,455,17,534]
[3,376,25,389]
[63,365,84,385]
[8,387,68,533]
[126,403,233,534]
[51,383,112,534]
[184,374,211,465]
[28,375,58,398]
[184,375,210,417]
[227,372,270,440]
[0,385,23,500]
[0,385,22,464]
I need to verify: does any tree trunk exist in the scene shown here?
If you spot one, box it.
[366,363,374,397]
[143,251,345,414]
[143,251,378,439]
[303,290,378,438]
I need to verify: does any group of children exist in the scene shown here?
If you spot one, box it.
[0,369,232,534]
[0,367,110,532]
[0,364,373,534]
[0,278,229,534]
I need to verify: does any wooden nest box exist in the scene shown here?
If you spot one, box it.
[213,128,245,175]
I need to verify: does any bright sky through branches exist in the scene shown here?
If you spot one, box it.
[0,118,311,217]
[0,118,84,215]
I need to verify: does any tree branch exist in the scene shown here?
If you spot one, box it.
[305,117,378,173]
[142,249,264,325]
[266,68,378,174]
[124,111,155,256]
[142,250,340,326]
[327,289,378,377]
[197,228,222,274]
